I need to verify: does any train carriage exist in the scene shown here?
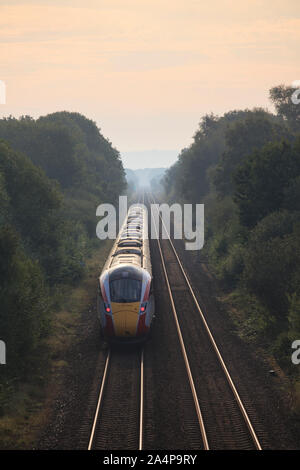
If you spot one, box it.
[97,204,154,342]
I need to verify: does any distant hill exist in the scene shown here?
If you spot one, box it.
[125,167,166,188]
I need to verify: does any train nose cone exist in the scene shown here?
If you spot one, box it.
[110,302,139,337]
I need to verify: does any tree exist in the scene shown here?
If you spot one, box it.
[0,225,50,377]
[213,110,291,195]
[269,84,300,128]
[242,211,300,314]
[233,140,300,228]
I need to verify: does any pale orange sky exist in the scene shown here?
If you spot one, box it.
[0,0,300,168]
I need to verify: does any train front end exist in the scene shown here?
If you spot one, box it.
[98,265,154,342]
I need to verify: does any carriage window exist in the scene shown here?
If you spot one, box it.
[110,278,142,303]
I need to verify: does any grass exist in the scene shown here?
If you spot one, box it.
[0,239,113,449]
[291,380,300,415]
[204,265,300,420]
[224,288,271,343]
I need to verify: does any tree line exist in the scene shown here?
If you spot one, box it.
[0,112,126,388]
[163,85,300,368]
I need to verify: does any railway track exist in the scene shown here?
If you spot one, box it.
[88,347,144,450]
[87,193,147,451]
[147,192,262,450]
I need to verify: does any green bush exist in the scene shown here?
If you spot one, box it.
[0,225,50,378]
[242,218,300,315]
[219,243,245,286]
[228,288,273,341]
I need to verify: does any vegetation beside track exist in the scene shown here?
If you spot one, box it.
[162,84,300,406]
[0,111,126,448]
[0,240,112,449]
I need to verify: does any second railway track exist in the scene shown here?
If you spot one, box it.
[148,192,262,450]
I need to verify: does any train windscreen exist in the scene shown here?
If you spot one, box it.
[109,278,142,303]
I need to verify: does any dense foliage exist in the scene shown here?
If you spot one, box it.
[163,85,300,367]
[0,112,126,384]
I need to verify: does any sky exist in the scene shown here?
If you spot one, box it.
[0,0,300,169]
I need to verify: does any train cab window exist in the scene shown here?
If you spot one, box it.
[109,278,142,303]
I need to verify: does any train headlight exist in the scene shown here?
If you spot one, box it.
[140,302,147,313]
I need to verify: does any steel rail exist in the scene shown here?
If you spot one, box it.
[139,349,144,450]
[88,348,145,450]
[149,193,209,450]
[148,192,262,450]
[88,349,111,450]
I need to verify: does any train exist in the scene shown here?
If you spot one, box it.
[97,204,155,342]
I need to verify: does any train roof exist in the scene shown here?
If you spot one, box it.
[118,239,142,247]
[101,203,151,277]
